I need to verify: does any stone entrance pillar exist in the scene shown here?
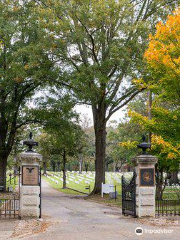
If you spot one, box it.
[19,133,42,219]
[135,136,158,218]
[135,154,157,218]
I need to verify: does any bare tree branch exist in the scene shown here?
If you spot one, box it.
[106,88,146,121]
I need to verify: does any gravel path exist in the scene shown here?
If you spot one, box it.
[1,180,180,240]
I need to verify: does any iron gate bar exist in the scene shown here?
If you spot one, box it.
[39,168,42,218]
[0,170,20,219]
[0,197,20,219]
[122,170,136,217]
[156,199,180,216]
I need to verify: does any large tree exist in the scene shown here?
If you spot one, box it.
[36,0,180,193]
[0,1,54,191]
[144,7,180,105]
[34,90,85,188]
[144,8,180,196]
[125,9,180,198]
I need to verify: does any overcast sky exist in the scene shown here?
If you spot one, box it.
[75,104,126,127]
[32,90,126,128]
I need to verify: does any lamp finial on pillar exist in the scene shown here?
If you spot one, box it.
[137,135,151,155]
[23,132,38,152]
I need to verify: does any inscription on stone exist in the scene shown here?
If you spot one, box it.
[139,168,155,186]
[22,165,39,186]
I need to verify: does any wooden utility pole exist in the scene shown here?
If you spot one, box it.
[148,90,152,144]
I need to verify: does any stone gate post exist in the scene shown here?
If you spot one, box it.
[19,133,42,219]
[135,137,158,218]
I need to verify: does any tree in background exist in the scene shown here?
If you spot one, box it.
[0,1,54,191]
[145,8,180,197]
[125,9,180,198]
[108,94,147,171]
[37,0,179,193]
[128,109,180,199]
[122,99,180,199]
[80,119,95,173]
[144,8,180,105]
[35,91,85,188]
[108,121,143,171]
[42,124,85,189]
[38,132,54,175]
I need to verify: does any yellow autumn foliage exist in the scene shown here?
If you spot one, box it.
[120,134,180,160]
[151,135,180,159]
[144,7,180,80]
[119,140,138,150]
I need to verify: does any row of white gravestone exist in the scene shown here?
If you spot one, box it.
[48,171,129,179]
[46,173,92,186]
[46,171,124,185]
[48,173,93,185]
[48,171,124,178]
[50,171,127,180]
[48,171,124,177]
[45,175,70,184]
[48,172,92,179]
[48,173,83,184]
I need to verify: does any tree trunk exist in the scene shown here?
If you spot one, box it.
[156,168,165,200]
[148,90,152,144]
[57,161,61,172]
[85,163,88,172]
[52,162,56,172]
[43,162,47,175]
[156,183,163,200]
[92,107,106,194]
[79,154,83,174]
[62,149,66,189]
[105,161,108,171]
[113,162,116,172]
[0,154,8,192]
[169,171,179,185]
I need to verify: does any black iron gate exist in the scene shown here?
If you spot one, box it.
[0,169,41,219]
[156,185,180,216]
[0,172,20,219]
[122,170,136,217]
[0,197,20,219]
[39,168,42,218]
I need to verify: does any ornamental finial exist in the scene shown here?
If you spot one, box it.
[23,132,38,152]
[137,135,151,155]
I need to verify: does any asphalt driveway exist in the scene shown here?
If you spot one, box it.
[1,180,180,240]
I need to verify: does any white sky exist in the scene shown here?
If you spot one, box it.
[75,104,126,127]
[32,90,126,128]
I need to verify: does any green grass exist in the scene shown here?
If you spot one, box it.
[42,175,85,195]
[155,187,180,214]
[47,171,95,194]
[163,187,180,200]
[6,172,18,191]
[86,194,122,207]
[43,173,122,207]
[43,171,122,208]
[156,199,180,215]
[44,171,122,195]
[44,172,180,210]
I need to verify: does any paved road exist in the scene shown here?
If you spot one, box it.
[26,180,180,240]
[0,219,16,240]
[1,180,180,240]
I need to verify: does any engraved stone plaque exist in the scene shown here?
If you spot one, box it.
[139,168,155,186]
[22,165,39,186]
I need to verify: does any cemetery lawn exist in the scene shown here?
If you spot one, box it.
[43,171,124,207]
[43,171,123,194]
[6,171,18,191]
[85,194,122,207]
[42,175,85,195]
